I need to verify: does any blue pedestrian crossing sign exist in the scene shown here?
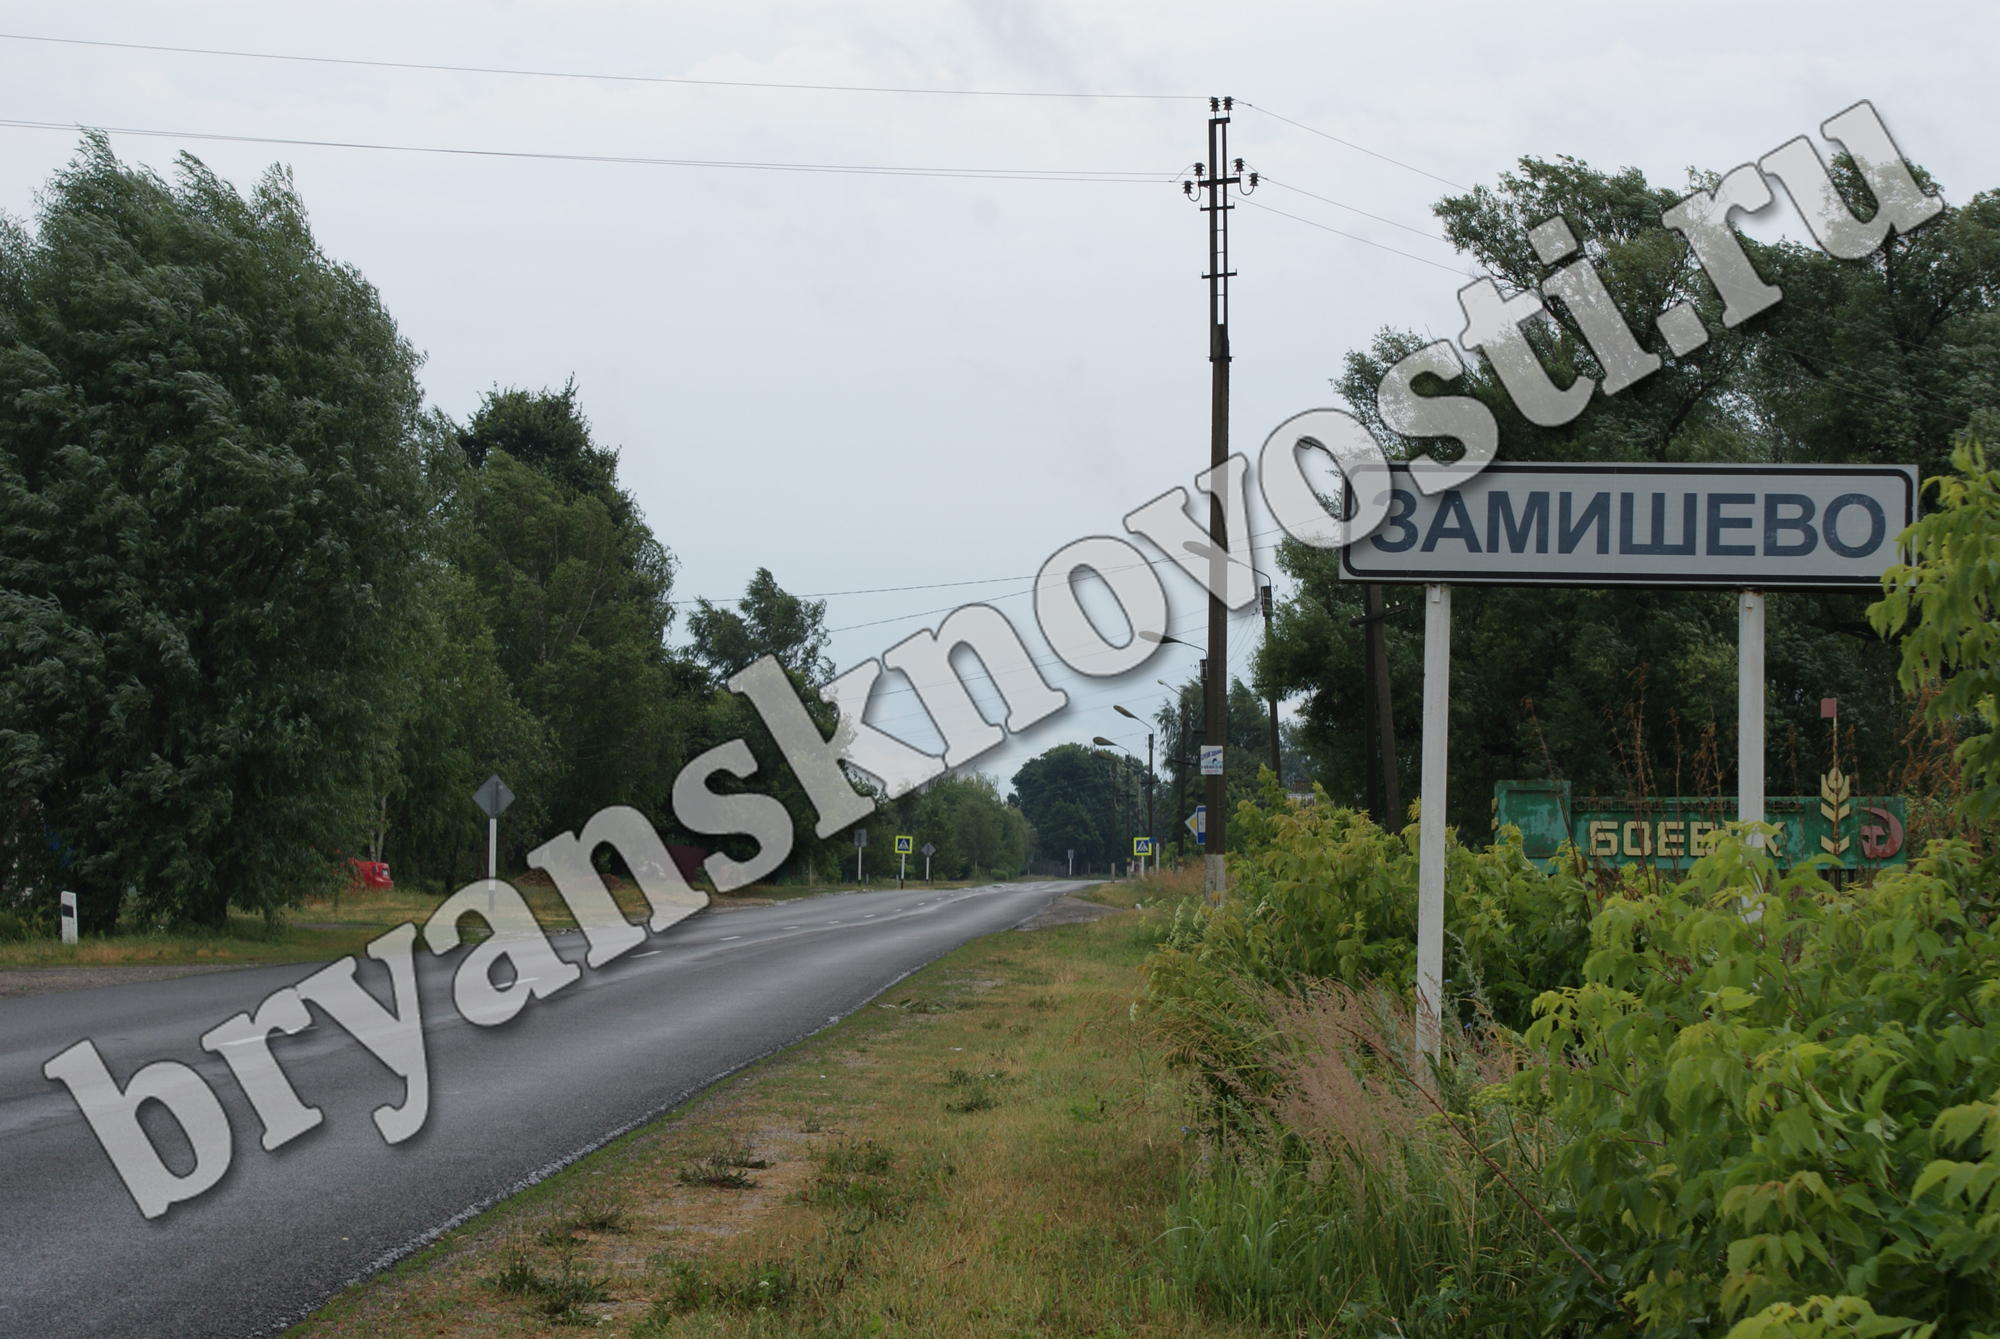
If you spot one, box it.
[1186,805,1206,846]
[894,835,914,855]
[1133,837,1154,857]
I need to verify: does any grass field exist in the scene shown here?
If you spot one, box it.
[281,878,1251,1339]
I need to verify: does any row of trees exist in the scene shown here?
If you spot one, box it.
[0,139,1027,932]
[1258,153,2000,833]
[1004,675,1309,872]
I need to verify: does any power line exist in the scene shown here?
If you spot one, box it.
[1243,197,1471,275]
[0,31,1203,102]
[0,118,1175,184]
[1260,175,1449,242]
[1238,101,1466,191]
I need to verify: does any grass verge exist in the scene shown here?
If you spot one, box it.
[0,877,1047,970]
[282,889,1245,1338]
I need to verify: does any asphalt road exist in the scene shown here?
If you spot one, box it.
[0,879,1081,1338]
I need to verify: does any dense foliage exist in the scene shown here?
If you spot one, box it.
[1874,437,2000,826]
[0,142,1029,928]
[1159,422,2000,1330]
[1261,156,2000,831]
[0,139,428,930]
[1525,834,2000,1339]
[1145,787,1594,1104]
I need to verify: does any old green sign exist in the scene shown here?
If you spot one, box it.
[1493,778,1908,874]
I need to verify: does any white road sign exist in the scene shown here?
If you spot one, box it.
[1340,463,1917,590]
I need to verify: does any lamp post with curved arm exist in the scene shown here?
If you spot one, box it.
[1091,737,1134,877]
[1112,705,1155,870]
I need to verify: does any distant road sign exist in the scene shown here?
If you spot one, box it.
[1133,837,1154,856]
[1199,745,1224,776]
[853,829,868,848]
[921,843,936,857]
[894,835,914,854]
[1187,805,1206,846]
[472,775,514,818]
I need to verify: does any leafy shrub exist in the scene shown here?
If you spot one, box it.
[1144,794,1594,1116]
[1523,831,2000,1339]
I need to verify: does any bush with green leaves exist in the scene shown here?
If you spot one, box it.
[1873,436,2000,827]
[1144,789,1594,1110]
[1521,832,2000,1339]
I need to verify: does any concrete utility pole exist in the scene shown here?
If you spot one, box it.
[1190,97,1246,900]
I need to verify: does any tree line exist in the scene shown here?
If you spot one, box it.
[1257,153,2000,834]
[0,139,1026,934]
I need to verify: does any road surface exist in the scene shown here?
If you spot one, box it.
[0,879,1080,1338]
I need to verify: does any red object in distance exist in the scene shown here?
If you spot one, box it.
[1821,697,1838,719]
[664,845,709,883]
[347,859,394,890]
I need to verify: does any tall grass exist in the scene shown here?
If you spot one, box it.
[1162,983,1554,1336]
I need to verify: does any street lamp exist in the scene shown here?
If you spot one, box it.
[1183,541,1283,783]
[1090,737,1135,878]
[1113,705,1156,871]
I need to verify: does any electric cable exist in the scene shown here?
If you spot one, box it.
[0,117,1177,184]
[0,31,1204,101]
[1242,197,1473,275]
[1259,175,1450,242]
[1236,101,1466,191]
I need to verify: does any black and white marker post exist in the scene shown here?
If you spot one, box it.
[853,827,866,885]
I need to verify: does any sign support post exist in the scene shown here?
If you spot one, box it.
[1342,463,1917,1076]
[1416,584,1450,1074]
[1739,591,1765,841]
[471,775,515,916]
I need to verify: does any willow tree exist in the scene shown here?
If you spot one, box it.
[0,138,429,930]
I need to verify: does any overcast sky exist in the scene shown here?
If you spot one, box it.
[1,3,1991,791]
